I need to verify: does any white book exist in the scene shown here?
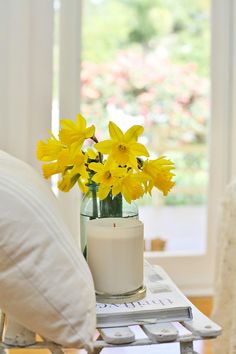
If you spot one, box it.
[96,261,193,328]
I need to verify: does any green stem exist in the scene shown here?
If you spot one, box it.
[90,135,102,163]
[100,192,122,218]
[92,187,98,218]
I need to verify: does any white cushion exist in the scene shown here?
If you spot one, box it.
[0,150,96,350]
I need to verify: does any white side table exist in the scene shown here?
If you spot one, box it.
[94,300,221,354]
[0,304,221,354]
[0,265,221,354]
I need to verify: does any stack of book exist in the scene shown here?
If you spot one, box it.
[96,261,193,328]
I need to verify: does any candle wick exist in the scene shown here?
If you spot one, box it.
[113,223,116,227]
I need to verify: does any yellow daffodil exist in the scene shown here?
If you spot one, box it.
[37,113,175,203]
[94,121,149,168]
[37,133,64,162]
[58,172,88,193]
[58,155,89,193]
[58,173,74,192]
[58,149,89,192]
[143,157,175,196]
[77,176,89,193]
[112,172,146,203]
[37,133,68,178]
[42,162,64,179]
[59,113,95,147]
[87,148,98,160]
[38,143,77,180]
[89,160,126,200]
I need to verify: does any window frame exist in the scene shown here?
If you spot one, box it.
[145,0,236,294]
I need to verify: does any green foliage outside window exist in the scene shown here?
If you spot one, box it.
[81,0,210,206]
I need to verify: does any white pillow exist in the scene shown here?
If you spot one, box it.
[0,150,96,350]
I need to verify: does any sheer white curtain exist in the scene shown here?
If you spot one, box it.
[0,0,53,169]
[0,0,53,326]
[211,1,236,352]
[0,0,82,242]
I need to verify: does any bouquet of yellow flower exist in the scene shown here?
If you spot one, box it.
[37,113,175,204]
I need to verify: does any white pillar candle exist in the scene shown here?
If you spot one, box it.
[87,218,144,295]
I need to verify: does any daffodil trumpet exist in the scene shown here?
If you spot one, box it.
[37,113,175,206]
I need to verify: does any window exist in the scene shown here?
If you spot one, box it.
[53,0,235,294]
[81,1,210,254]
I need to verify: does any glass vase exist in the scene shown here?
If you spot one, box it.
[80,181,139,258]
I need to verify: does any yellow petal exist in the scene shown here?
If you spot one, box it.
[42,163,62,179]
[130,142,149,157]
[59,128,85,146]
[154,177,175,196]
[87,148,98,159]
[60,119,76,129]
[127,155,139,170]
[147,180,154,194]
[78,177,89,193]
[37,139,62,162]
[94,140,113,154]
[142,175,153,194]
[57,149,70,167]
[75,152,87,166]
[112,149,129,165]
[85,125,95,138]
[112,182,122,197]
[152,156,175,167]
[112,167,127,177]
[97,185,111,200]
[69,142,84,160]
[58,175,73,192]
[59,114,91,145]
[92,173,102,184]
[89,162,104,173]
[109,121,124,141]
[71,163,88,180]
[143,158,175,196]
[36,141,46,160]
[76,113,87,130]
[124,125,144,142]
[121,187,132,204]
